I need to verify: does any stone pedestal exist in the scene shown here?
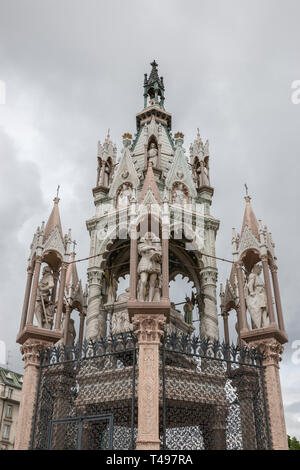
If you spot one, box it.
[133,313,166,450]
[14,338,54,450]
[242,333,288,450]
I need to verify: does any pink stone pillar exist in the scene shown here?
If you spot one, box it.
[133,314,166,450]
[270,265,286,332]
[63,305,72,345]
[129,235,138,301]
[235,262,248,334]
[55,262,67,331]
[222,312,230,345]
[14,339,51,449]
[261,256,276,327]
[27,258,42,326]
[78,312,85,352]
[251,339,288,450]
[161,234,169,301]
[19,266,33,332]
[51,270,59,304]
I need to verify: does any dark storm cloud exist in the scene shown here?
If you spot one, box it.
[0,0,299,437]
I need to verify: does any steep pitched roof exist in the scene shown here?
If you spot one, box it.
[43,197,63,242]
[241,195,260,241]
[138,163,161,204]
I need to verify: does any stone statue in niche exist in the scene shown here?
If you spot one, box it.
[118,183,133,208]
[137,232,162,302]
[35,265,55,329]
[173,183,187,205]
[199,159,210,186]
[111,288,132,334]
[147,142,158,167]
[183,294,195,325]
[245,264,268,329]
[103,162,111,187]
[106,273,118,305]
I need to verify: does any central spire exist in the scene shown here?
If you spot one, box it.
[143,60,165,109]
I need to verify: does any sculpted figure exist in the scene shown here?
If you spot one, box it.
[35,265,55,329]
[173,183,186,205]
[111,288,132,334]
[106,273,118,305]
[246,264,268,329]
[57,316,76,347]
[148,142,158,167]
[199,160,210,186]
[118,183,132,208]
[183,294,195,325]
[137,233,162,302]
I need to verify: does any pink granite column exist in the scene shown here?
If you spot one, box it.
[252,339,288,450]
[235,262,248,334]
[51,270,59,304]
[133,314,166,450]
[78,312,85,352]
[55,262,67,330]
[222,312,230,345]
[270,264,285,332]
[63,305,72,345]
[27,257,42,326]
[161,233,169,301]
[14,339,51,449]
[19,266,34,332]
[261,256,276,327]
[129,235,138,301]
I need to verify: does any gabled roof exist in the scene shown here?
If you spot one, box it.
[138,163,161,204]
[241,195,260,241]
[43,197,63,243]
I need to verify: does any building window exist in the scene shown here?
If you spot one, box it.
[6,405,12,418]
[7,389,13,399]
[3,425,10,440]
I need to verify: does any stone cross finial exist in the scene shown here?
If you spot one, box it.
[244,183,248,196]
[56,185,60,198]
[72,240,77,252]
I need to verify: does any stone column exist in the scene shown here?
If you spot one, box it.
[27,257,42,326]
[270,265,285,332]
[261,256,276,327]
[251,339,288,450]
[235,262,249,334]
[54,262,67,331]
[63,305,72,345]
[51,270,59,304]
[161,235,169,301]
[129,236,138,301]
[200,268,219,339]
[86,269,104,340]
[222,312,230,345]
[19,266,34,332]
[78,312,85,352]
[133,314,166,450]
[15,339,50,450]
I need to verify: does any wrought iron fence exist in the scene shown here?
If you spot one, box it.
[31,332,138,450]
[160,333,272,450]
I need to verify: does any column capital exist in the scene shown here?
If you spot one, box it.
[133,314,166,344]
[250,338,283,367]
[270,263,278,273]
[260,254,269,263]
[21,338,52,368]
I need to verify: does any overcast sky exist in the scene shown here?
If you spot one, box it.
[0,0,299,439]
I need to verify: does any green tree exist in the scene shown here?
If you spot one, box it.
[288,435,300,450]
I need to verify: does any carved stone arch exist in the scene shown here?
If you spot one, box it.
[42,249,63,271]
[147,134,158,151]
[169,238,201,294]
[171,181,189,204]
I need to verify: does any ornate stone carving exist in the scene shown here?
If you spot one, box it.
[117,182,133,208]
[238,224,260,258]
[245,264,268,329]
[172,182,188,205]
[133,314,166,343]
[137,233,162,302]
[35,265,55,329]
[147,142,158,167]
[111,288,133,335]
[21,339,50,366]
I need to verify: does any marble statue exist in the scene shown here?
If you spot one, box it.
[148,142,158,167]
[245,264,268,329]
[183,294,195,325]
[106,273,118,305]
[103,162,111,187]
[173,183,186,205]
[111,288,132,334]
[137,233,162,302]
[57,316,76,347]
[35,265,55,329]
[118,183,132,208]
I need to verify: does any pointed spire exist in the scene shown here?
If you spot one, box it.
[241,188,260,241]
[138,163,161,204]
[43,190,63,242]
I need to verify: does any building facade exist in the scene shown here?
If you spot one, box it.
[0,368,23,450]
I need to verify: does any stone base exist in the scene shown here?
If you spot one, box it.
[16,325,62,345]
[136,439,161,450]
[240,326,288,345]
[127,300,171,322]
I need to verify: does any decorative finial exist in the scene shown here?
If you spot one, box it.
[56,185,60,198]
[244,183,251,203]
[151,60,158,68]
[54,185,60,203]
[244,183,248,196]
